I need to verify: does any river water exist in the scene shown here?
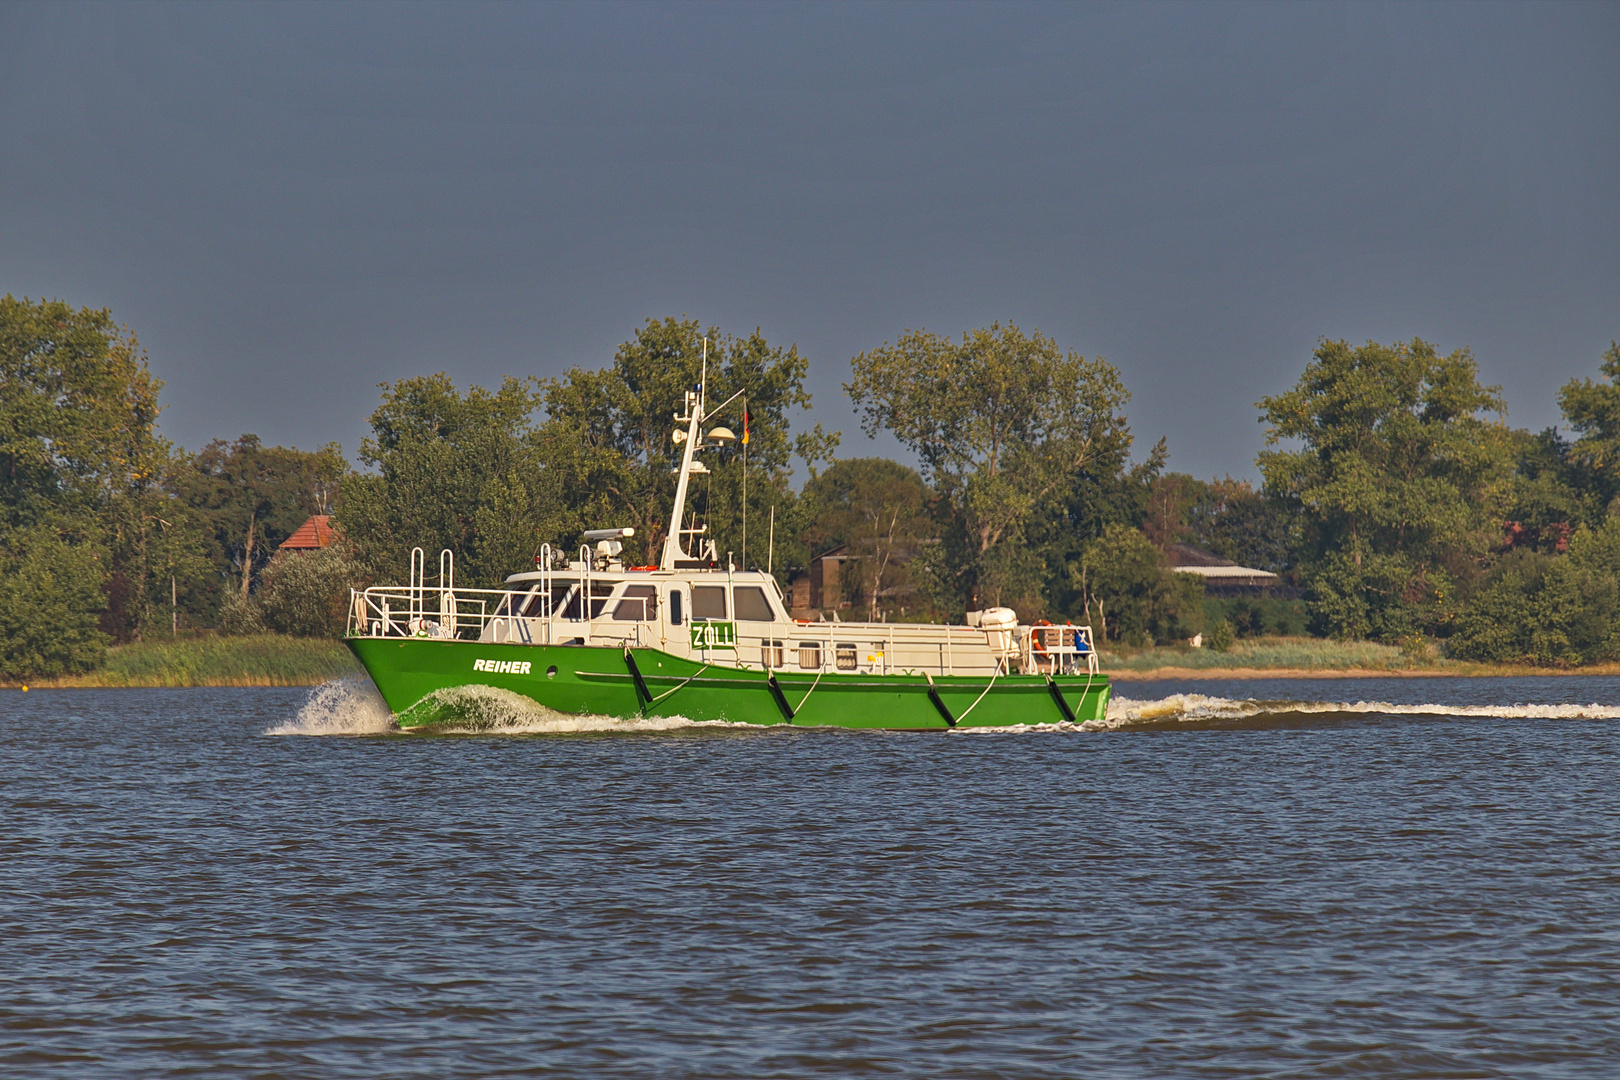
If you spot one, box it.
[4,676,1619,1077]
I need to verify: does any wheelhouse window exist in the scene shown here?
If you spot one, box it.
[613,585,659,621]
[549,581,583,619]
[669,589,684,626]
[546,580,616,619]
[732,586,775,622]
[692,585,727,620]
[516,587,549,618]
[500,585,540,618]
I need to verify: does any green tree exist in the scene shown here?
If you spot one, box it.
[1185,476,1298,575]
[847,322,1133,612]
[1072,523,1203,646]
[1499,427,1595,550]
[1555,341,1620,510]
[1258,337,1510,640]
[800,457,934,620]
[0,295,211,656]
[338,374,551,587]
[255,544,368,638]
[101,477,216,641]
[0,525,109,677]
[1025,441,1163,623]
[1449,519,1620,665]
[1140,472,1204,551]
[0,296,163,527]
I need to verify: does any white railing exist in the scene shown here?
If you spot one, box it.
[346,579,646,648]
[349,584,507,641]
[1023,623,1100,676]
[695,621,1097,678]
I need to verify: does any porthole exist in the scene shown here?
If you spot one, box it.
[546,665,558,679]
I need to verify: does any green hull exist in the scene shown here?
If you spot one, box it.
[348,637,1110,730]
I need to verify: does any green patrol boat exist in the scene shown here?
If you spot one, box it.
[346,371,1110,730]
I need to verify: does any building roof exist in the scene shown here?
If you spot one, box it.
[1167,542,1276,582]
[1174,564,1278,581]
[279,515,339,550]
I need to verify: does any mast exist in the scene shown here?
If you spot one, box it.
[661,340,709,570]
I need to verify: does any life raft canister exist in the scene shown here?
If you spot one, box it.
[979,606,1020,659]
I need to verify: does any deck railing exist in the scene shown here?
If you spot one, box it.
[647,617,1097,678]
[347,583,648,648]
[348,584,508,641]
[702,621,1098,677]
[1024,623,1100,676]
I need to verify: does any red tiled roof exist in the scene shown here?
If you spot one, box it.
[279,515,339,550]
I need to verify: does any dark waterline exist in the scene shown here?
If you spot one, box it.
[3,681,1618,1078]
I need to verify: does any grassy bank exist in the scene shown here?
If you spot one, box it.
[8,635,361,688]
[1103,636,1414,676]
[1101,635,1620,678]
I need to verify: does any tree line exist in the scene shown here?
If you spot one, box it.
[4,292,1618,676]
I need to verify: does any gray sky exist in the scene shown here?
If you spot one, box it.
[3,1,1616,482]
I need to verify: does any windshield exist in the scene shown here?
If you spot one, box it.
[733,586,775,622]
[692,585,727,620]
[612,585,659,621]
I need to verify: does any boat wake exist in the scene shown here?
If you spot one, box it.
[268,679,755,736]
[950,693,1620,734]
[267,678,396,735]
[1088,693,1620,730]
[391,684,753,734]
[270,681,1620,737]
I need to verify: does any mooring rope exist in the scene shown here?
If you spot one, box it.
[793,665,827,712]
[649,661,713,704]
[953,657,1004,723]
[1072,667,1096,726]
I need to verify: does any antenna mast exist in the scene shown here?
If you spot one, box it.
[661,337,709,570]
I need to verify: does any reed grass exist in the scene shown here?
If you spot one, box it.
[1103,635,1417,674]
[13,635,361,688]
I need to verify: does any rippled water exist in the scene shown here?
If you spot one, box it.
[4,677,1619,1077]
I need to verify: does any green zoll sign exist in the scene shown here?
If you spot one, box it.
[690,621,736,649]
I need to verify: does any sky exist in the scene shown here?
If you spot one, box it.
[2,1,1617,483]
